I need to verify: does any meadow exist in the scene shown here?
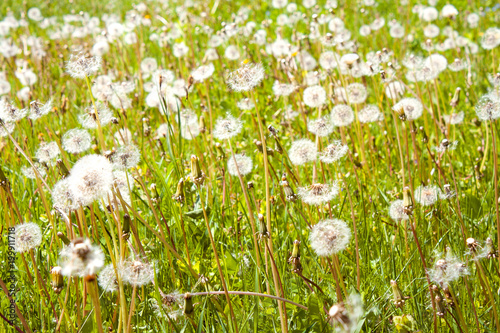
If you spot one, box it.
[1,0,500,332]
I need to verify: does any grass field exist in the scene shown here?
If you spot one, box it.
[1,0,500,332]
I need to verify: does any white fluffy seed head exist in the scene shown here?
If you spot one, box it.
[0,100,27,122]
[121,259,154,287]
[178,109,200,140]
[62,128,92,154]
[28,99,52,120]
[21,163,46,179]
[319,141,348,164]
[389,200,410,222]
[475,94,500,121]
[307,116,334,137]
[68,154,114,206]
[227,62,264,92]
[303,85,327,108]
[392,98,423,120]
[331,104,355,127]
[213,114,243,140]
[14,222,42,253]
[78,103,113,129]
[358,104,383,123]
[66,53,102,78]
[59,238,105,277]
[35,141,60,163]
[298,183,340,205]
[309,218,351,257]
[414,185,441,206]
[111,144,141,170]
[429,253,469,288]
[191,63,215,82]
[98,263,119,293]
[288,139,317,165]
[227,154,253,176]
[52,177,80,212]
[346,83,368,104]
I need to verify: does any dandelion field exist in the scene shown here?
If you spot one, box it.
[1,0,500,332]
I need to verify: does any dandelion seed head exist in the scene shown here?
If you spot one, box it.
[288,138,317,165]
[68,154,114,205]
[272,80,297,97]
[359,104,383,123]
[21,163,46,179]
[14,222,42,253]
[35,141,60,163]
[78,103,113,129]
[237,98,255,110]
[227,62,264,92]
[309,218,351,256]
[319,141,348,164]
[303,85,327,108]
[298,183,339,205]
[346,83,368,104]
[62,129,92,154]
[0,100,27,122]
[475,94,500,121]
[392,98,423,120]
[52,177,80,212]
[429,253,468,288]
[331,104,354,127]
[389,200,410,222]
[98,263,119,292]
[414,185,441,206]
[307,115,334,137]
[60,238,105,278]
[191,63,215,82]
[111,144,141,170]
[227,154,253,176]
[66,53,101,78]
[29,99,52,120]
[213,114,243,140]
[121,259,154,287]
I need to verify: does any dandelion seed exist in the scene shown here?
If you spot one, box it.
[389,200,410,222]
[429,253,468,288]
[68,154,114,206]
[272,80,297,97]
[29,99,52,120]
[213,114,243,140]
[111,144,141,170]
[191,63,215,82]
[443,111,464,125]
[298,183,339,205]
[319,51,340,70]
[319,141,348,164]
[121,258,154,287]
[475,94,500,121]
[78,103,113,129]
[21,163,46,179]
[35,141,60,163]
[358,104,383,123]
[14,222,42,253]
[392,98,423,120]
[0,100,27,122]
[288,138,317,165]
[60,238,105,278]
[237,98,255,110]
[226,62,264,92]
[227,154,253,176]
[414,184,441,206]
[98,263,119,293]
[303,85,327,108]
[309,218,351,256]
[66,53,102,79]
[307,115,334,137]
[331,104,354,127]
[62,129,92,154]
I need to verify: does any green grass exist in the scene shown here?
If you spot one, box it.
[1,0,500,332]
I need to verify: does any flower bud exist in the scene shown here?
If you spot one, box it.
[51,266,64,294]
[183,293,194,316]
[190,155,205,185]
